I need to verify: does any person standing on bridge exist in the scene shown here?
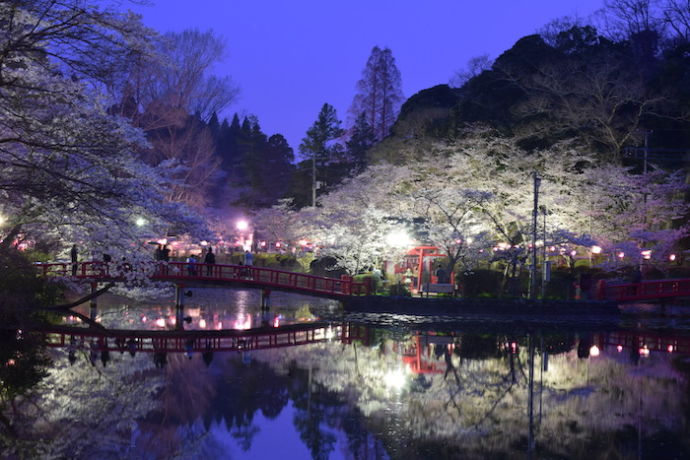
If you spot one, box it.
[244,250,254,266]
[70,244,78,276]
[186,254,197,276]
[204,247,216,276]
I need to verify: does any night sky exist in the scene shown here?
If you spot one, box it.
[129,0,606,155]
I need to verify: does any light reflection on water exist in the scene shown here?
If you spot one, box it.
[4,290,690,459]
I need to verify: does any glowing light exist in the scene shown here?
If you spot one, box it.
[639,345,650,357]
[549,246,556,252]
[155,318,165,328]
[6,359,15,366]
[668,345,674,353]
[591,246,602,254]
[157,238,167,245]
[275,242,282,248]
[466,237,473,244]
[641,250,652,260]
[199,319,207,329]
[384,369,407,390]
[0,214,6,226]
[617,252,625,259]
[236,219,249,231]
[570,250,577,257]
[510,342,517,353]
[260,241,267,248]
[273,316,280,328]
[200,240,208,247]
[325,326,334,340]
[234,315,251,330]
[669,254,677,262]
[589,345,600,357]
[617,345,623,352]
[135,217,146,227]
[141,316,147,323]
[216,322,223,330]
[386,229,412,248]
[299,239,308,246]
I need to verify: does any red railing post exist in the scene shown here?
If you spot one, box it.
[595,279,607,300]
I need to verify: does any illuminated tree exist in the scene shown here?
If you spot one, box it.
[0,1,209,260]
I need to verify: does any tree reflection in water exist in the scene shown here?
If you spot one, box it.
[2,324,690,459]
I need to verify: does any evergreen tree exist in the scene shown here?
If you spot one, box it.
[349,46,404,141]
[346,112,376,170]
[299,103,344,206]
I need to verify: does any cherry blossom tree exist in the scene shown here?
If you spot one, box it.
[0,1,209,263]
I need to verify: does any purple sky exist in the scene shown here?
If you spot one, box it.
[129,0,606,154]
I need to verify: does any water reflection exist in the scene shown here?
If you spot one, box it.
[3,294,690,458]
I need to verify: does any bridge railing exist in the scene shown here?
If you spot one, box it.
[598,278,690,302]
[35,261,371,296]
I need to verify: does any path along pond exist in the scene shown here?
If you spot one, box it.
[3,288,690,460]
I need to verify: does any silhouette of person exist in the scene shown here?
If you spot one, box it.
[70,244,78,276]
[204,247,216,276]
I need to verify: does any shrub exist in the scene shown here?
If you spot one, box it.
[459,269,503,298]
[388,283,411,297]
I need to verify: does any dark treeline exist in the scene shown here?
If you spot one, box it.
[204,109,376,209]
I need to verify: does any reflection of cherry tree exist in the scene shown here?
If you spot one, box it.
[256,330,690,457]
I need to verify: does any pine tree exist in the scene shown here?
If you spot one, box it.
[349,46,404,141]
[299,103,344,206]
[346,112,376,170]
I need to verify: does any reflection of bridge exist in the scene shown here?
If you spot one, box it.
[597,279,690,303]
[37,261,372,299]
[41,322,365,353]
[595,330,690,355]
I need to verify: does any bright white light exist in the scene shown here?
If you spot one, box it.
[157,238,167,245]
[617,345,623,352]
[236,219,249,231]
[669,254,677,262]
[589,345,600,357]
[299,239,308,246]
[570,250,577,257]
[667,345,674,353]
[200,240,208,247]
[325,326,334,340]
[591,246,602,254]
[135,217,146,227]
[641,250,652,260]
[199,319,207,329]
[384,368,407,390]
[617,252,625,259]
[155,318,165,328]
[639,346,650,357]
[386,230,412,248]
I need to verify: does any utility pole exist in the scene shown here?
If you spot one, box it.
[541,207,548,299]
[530,172,541,300]
[643,129,651,174]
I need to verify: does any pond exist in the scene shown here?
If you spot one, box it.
[2,288,690,459]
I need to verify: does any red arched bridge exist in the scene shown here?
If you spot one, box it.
[596,278,690,303]
[36,261,372,299]
[39,322,366,354]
